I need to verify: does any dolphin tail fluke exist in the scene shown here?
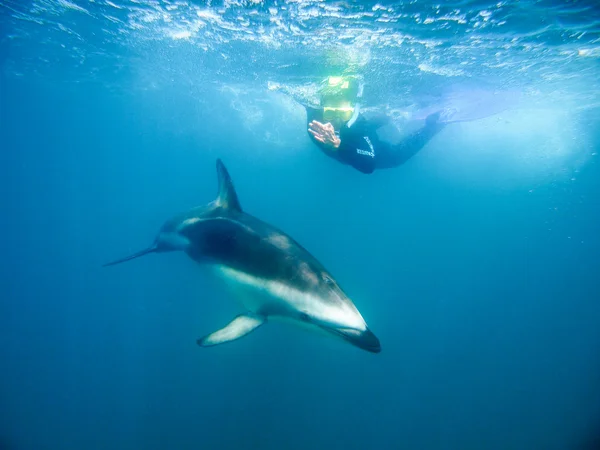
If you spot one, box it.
[102,246,157,267]
[197,313,265,347]
[215,159,242,212]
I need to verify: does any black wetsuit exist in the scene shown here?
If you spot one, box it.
[306,106,445,174]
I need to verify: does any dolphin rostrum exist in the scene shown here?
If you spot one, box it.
[104,159,380,353]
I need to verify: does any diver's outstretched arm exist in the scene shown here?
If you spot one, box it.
[308,120,340,149]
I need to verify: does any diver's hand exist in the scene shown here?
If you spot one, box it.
[308,120,341,149]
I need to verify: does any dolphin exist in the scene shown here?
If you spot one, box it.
[104,159,380,353]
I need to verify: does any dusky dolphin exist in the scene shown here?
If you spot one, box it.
[104,159,380,353]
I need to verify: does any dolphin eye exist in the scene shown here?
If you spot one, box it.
[323,275,333,285]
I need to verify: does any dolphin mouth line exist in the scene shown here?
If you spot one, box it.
[326,326,381,353]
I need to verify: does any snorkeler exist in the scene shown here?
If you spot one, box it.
[303,76,447,174]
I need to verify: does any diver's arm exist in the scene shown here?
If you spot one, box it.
[308,120,341,149]
[306,120,375,173]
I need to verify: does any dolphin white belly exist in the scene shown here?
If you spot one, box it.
[213,265,367,332]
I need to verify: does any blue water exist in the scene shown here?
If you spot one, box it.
[1,1,600,449]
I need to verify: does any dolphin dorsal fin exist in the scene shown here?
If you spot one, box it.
[215,159,242,212]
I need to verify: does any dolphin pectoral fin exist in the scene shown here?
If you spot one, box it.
[197,314,265,347]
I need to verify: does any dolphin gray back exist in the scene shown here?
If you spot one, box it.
[173,161,347,307]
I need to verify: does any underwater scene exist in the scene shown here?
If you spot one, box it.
[1,0,600,449]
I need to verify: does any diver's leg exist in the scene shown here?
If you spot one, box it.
[376,118,446,169]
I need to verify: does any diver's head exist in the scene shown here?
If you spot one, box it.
[320,75,359,127]
[320,76,359,102]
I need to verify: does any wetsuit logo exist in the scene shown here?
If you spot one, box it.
[357,136,375,158]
